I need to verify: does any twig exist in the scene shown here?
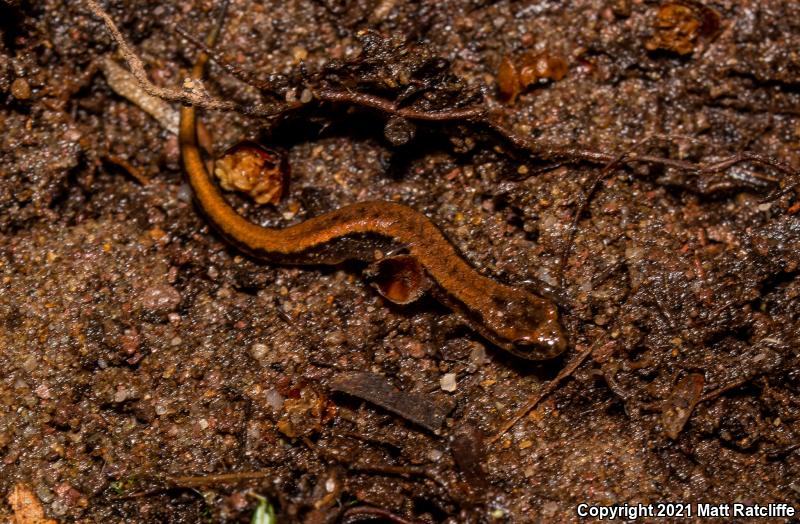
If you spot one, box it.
[349,464,447,488]
[177,27,485,122]
[102,154,150,185]
[314,89,485,121]
[555,146,632,288]
[82,0,284,118]
[101,56,180,134]
[167,471,271,487]
[486,119,798,189]
[487,342,594,445]
[175,26,287,101]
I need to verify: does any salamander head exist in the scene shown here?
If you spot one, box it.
[483,290,567,360]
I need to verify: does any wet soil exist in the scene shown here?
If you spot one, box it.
[1,1,799,522]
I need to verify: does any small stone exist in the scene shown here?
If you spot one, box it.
[34,384,51,399]
[440,373,457,392]
[265,388,284,411]
[250,343,269,361]
[427,449,443,462]
[120,330,140,355]
[11,77,31,100]
[468,342,487,368]
[21,356,37,373]
[140,284,182,315]
[176,183,193,203]
[113,387,129,403]
[406,339,426,359]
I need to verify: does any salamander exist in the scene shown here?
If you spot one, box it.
[179,50,566,360]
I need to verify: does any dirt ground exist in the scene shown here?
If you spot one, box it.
[1,0,799,522]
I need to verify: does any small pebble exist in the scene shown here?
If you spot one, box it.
[34,384,51,399]
[265,388,284,411]
[140,284,182,314]
[21,356,37,373]
[428,449,443,461]
[468,342,487,368]
[249,343,269,361]
[490,508,505,519]
[113,387,129,403]
[440,373,457,392]
[176,183,193,203]
[11,77,31,100]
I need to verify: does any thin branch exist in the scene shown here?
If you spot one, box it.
[314,88,485,121]
[167,471,271,487]
[486,119,798,187]
[82,0,285,118]
[556,147,631,288]
[176,24,484,122]
[175,25,286,101]
[487,342,594,445]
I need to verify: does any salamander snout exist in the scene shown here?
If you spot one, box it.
[509,310,567,360]
[491,294,567,360]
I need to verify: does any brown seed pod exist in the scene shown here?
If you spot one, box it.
[497,51,568,103]
[645,1,721,56]
[497,55,522,102]
[213,141,288,205]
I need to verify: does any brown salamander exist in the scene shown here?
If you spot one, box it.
[179,51,567,360]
